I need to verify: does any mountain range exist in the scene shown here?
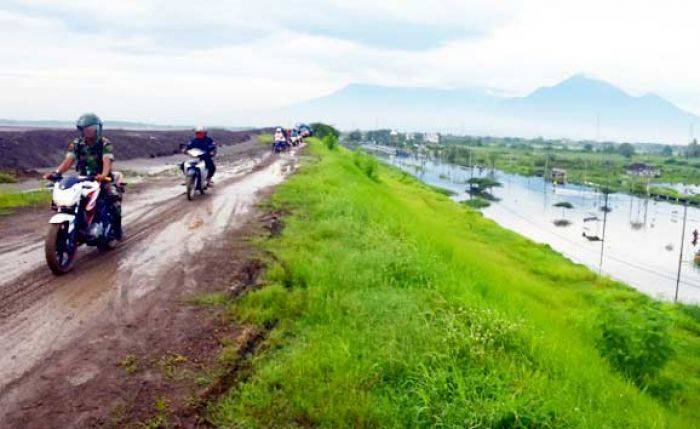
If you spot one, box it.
[266,74,699,144]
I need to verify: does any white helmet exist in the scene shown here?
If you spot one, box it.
[195,125,206,132]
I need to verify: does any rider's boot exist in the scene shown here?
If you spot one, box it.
[112,202,123,240]
[108,175,124,240]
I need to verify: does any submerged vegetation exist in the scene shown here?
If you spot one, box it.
[209,139,699,427]
[467,176,501,201]
[461,197,491,209]
[553,201,575,226]
[362,131,700,202]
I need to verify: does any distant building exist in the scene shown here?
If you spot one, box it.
[424,132,441,144]
[626,163,660,177]
[551,168,567,184]
[390,129,400,144]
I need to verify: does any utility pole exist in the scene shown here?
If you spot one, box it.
[675,202,689,303]
[644,177,650,227]
[690,122,694,142]
[468,147,474,199]
[469,148,474,180]
[599,191,609,275]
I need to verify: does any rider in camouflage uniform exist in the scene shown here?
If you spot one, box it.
[44,113,123,239]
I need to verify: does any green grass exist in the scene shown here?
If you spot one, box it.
[0,171,17,184]
[256,133,274,146]
[209,139,700,428]
[0,189,50,214]
[428,184,457,197]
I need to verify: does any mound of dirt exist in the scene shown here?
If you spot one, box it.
[0,127,270,172]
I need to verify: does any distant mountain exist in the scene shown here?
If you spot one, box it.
[263,75,699,144]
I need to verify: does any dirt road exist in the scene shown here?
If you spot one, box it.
[0,141,300,427]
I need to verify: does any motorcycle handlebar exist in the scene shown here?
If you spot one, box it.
[45,174,111,184]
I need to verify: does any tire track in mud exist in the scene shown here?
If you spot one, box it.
[0,148,296,414]
[0,155,274,317]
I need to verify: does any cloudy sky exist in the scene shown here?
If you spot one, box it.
[2,0,699,126]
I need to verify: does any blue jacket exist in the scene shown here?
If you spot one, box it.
[186,137,216,157]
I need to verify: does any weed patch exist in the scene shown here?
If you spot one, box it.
[596,301,675,388]
[117,354,140,375]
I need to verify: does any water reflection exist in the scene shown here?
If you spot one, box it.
[368,146,700,304]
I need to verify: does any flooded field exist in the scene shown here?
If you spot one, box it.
[368,146,700,304]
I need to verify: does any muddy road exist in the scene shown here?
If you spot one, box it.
[0,140,300,426]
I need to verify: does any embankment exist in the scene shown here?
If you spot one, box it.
[209,139,699,427]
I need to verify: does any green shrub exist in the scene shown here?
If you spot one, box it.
[596,302,675,387]
[310,122,340,139]
[353,150,379,181]
[680,304,700,325]
[323,134,338,150]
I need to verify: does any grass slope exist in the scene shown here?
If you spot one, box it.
[0,189,50,215]
[210,140,699,428]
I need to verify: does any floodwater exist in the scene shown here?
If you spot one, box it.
[367,146,700,304]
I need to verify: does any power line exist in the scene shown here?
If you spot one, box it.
[495,202,700,291]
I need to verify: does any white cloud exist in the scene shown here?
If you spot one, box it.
[0,1,699,125]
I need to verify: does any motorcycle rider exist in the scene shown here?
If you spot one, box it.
[43,113,123,239]
[273,127,287,150]
[185,125,217,185]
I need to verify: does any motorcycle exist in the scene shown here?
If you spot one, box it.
[290,130,300,146]
[273,139,288,153]
[181,148,210,200]
[44,173,124,275]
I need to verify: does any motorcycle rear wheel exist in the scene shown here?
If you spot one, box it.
[45,223,77,275]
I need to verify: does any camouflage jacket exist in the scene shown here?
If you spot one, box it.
[66,137,114,176]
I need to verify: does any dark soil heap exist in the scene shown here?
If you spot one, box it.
[0,128,267,172]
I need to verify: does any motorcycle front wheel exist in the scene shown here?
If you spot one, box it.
[45,222,77,275]
[186,175,195,200]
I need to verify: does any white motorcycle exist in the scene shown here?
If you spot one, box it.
[44,173,124,274]
[181,148,210,200]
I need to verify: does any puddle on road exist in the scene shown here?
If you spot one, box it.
[0,151,296,396]
[0,157,262,288]
[113,158,288,304]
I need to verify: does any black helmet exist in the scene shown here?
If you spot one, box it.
[76,113,103,139]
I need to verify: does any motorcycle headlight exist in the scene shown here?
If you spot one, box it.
[53,186,81,207]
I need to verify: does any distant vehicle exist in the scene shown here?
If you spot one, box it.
[290,128,301,146]
[273,128,289,153]
[180,148,210,200]
[296,123,313,138]
[44,173,124,274]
